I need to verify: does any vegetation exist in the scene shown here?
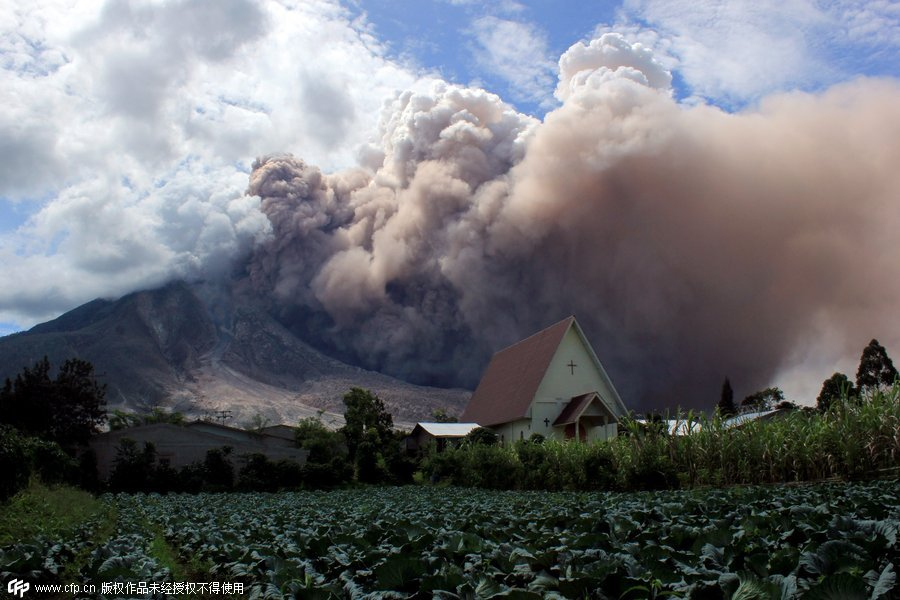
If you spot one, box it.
[423,383,900,491]
[0,356,107,447]
[465,426,500,446]
[0,425,84,500]
[717,377,737,416]
[337,387,417,484]
[856,338,899,394]
[2,483,896,598]
[295,417,353,488]
[431,408,458,423]
[108,408,186,430]
[817,372,855,412]
[740,386,785,412]
[0,482,104,547]
[340,387,397,483]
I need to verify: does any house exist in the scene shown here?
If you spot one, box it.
[461,316,627,443]
[90,420,308,480]
[405,422,481,452]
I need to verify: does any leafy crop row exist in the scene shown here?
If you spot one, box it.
[134,480,899,599]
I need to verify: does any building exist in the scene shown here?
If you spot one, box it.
[90,421,308,480]
[405,422,481,452]
[461,316,627,443]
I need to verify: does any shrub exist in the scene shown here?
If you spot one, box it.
[25,437,78,486]
[237,454,278,492]
[202,447,235,491]
[464,427,499,446]
[108,439,158,493]
[0,425,30,500]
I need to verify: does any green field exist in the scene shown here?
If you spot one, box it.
[1,481,897,599]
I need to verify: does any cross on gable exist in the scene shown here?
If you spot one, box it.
[567,360,577,375]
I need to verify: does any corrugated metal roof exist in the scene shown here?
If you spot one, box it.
[723,409,781,428]
[635,419,701,436]
[413,422,480,437]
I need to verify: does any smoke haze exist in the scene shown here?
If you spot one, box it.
[242,34,900,408]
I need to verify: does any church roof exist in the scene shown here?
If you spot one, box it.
[553,392,606,426]
[461,316,575,426]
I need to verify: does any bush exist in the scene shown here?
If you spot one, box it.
[108,439,158,493]
[582,443,617,490]
[0,425,30,500]
[25,437,78,486]
[0,426,81,500]
[464,427,499,446]
[237,454,278,492]
[203,447,234,491]
[296,418,353,488]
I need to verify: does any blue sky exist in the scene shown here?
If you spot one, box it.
[0,0,898,337]
[352,0,900,114]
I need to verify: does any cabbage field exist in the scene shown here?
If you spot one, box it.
[2,480,898,599]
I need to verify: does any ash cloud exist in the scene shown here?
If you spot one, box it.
[245,34,900,408]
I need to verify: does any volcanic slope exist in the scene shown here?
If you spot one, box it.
[0,281,469,427]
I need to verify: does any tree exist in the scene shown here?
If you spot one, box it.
[340,388,394,463]
[740,387,784,412]
[109,408,185,430]
[717,378,737,417]
[108,439,158,493]
[52,358,107,445]
[465,427,499,445]
[816,372,855,412]
[295,417,352,488]
[0,356,107,446]
[856,339,898,395]
[246,413,271,433]
[431,408,458,423]
[203,447,234,491]
[0,357,54,436]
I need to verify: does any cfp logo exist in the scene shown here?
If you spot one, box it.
[7,579,29,598]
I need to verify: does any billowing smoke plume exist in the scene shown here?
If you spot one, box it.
[244,34,900,408]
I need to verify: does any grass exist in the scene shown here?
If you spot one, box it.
[0,480,105,546]
[146,522,228,598]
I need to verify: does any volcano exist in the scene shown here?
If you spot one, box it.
[0,281,469,428]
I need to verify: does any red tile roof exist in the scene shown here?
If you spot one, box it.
[461,316,575,426]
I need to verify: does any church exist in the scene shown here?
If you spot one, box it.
[458,316,628,443]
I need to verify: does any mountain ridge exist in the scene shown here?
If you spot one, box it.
[0,281,470,428]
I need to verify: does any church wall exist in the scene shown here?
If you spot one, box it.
[534,327,619,415]
[529,399,570,440]
[489,419,532,444]
[528,327,621,443]
[586,422,618,442]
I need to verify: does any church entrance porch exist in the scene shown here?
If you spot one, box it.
[553,392,617,442]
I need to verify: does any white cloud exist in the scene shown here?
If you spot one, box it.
[616,0,900,106]
[556,32,672,102]
[470,16,556,107]
[0,0,422,327]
